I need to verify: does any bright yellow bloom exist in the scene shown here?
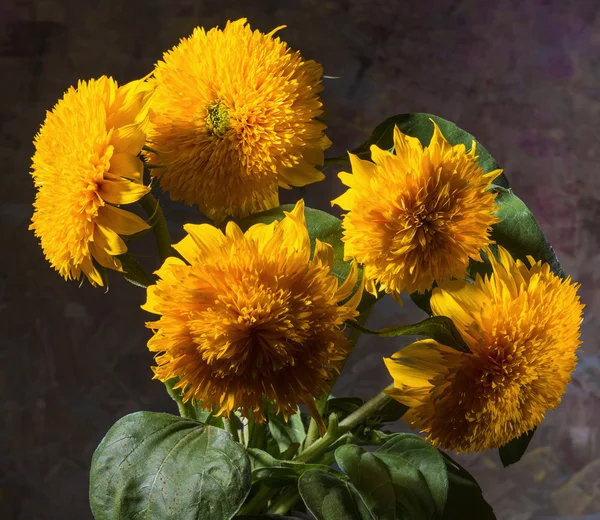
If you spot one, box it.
[142,200,363,422]
[146,18,331,224]
[30,76,154,286]
[384,247,584,452]
[332,121,502,297]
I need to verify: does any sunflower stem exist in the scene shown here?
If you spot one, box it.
[223,418,240,442]
[266,486,301,515]
[238,485,277,516]
[139,193,173,264]
[164,379,195,419]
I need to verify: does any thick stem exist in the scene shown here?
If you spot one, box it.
[222,418,240,443]
[164,379,195,419]
[266,486,301,515]
[139,193,173,264]
[237,485,277,516]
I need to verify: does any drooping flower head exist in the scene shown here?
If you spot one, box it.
[30,76,154,286]
[384,247,584,452]
[146,18,331,224]
[142,200,363,422]
[333,121,503,297]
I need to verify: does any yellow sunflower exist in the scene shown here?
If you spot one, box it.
[384,246,584,452]
[332,121,503,297]
[30,76,154,286]
[142,200,363,422]
[146,18,331,224]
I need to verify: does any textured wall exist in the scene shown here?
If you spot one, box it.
[1,0,599,518]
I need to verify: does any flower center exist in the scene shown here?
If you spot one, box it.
[205,103,230,137]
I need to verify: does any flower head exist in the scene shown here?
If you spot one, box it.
[30,76,154,286]
[146,19,331,224]
[384,247,584,452]
[333,121,502,297]
[142,200,363,422]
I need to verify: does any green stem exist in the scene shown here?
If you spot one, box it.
[164,379,195,419]
[139,193,173,264]
[223,418,240,443]
[296,390,393,464]
[303,395,328,450]
[237,485,277,516]
[266,486,301,515]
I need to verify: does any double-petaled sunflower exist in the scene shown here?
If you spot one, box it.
[384,247,584,452]
[142,200,363,423]
[30,76,154,286]
[333,121,502,298]
[146,18,331,224]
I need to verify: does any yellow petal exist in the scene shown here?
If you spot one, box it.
[109,153,144,184]
[182,223,227,256]
[348,153,378,181]
[80,256,104,286]
[107,78,154,129]
[331,188,356,210]
[312,239,334,268]
[246,221,277,252]
[154,256,187,282]
[99,177,150,205]
[342,271,365,311]
[431,280,485,333]
[428,119,452,156]
[384,339,451,388]
[89,239,123,272]
[173,234,201,264]
[97,204,150,236]
[335,260,359,301]
[110,123,146,154]
[278,158,325,188]
[94,224,127,256]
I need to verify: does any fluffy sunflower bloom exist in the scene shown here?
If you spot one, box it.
[146,18,331,224]
[142,200,363,423]
[332,121,503,297]
[384,247,584,452]
[30,76,154,286]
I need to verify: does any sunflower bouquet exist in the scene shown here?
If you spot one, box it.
[30,18,583,520]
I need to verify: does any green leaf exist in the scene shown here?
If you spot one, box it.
[267,407,307,454]
[498,428,536,468]
[439,452,495,520]
[89,412,251,520]
[298,470,373,520]
[331,113,509,188]
[490,187,565,278]
[350,316,470,353]
[325,397,365,419]
[236,515,311,520]
[334,445,396,520]
[409,289,434,317]
[375,434,448,519]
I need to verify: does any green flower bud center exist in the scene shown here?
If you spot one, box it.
[206,103,230,137]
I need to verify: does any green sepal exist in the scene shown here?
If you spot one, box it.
[498,428,536,467]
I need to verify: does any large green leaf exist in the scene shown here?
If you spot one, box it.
[375,435,447,519]
[89,412,251,520]
[267,407,307,454]
[439,452,495,520]
[298,470,373,520]
[330,113,509,188]
[490,187,565,278]
[498,428,536,468]
[350,316,470,353]
[335,445,397,520]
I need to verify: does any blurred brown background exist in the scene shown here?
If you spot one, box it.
[1,0,600,518]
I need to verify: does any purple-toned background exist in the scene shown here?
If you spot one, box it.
[1,1,599,518]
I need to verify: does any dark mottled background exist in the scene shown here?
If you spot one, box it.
[2,0,599,518]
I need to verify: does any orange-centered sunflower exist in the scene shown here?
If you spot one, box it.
[332,121,502,297]
[384,247,584,452]
[146,18,331,224]
[30,76,154,286]
[142,200,363,422]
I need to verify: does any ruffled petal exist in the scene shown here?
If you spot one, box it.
[109,152,144,184]
[97,204,149,236]
[98,176,150,205]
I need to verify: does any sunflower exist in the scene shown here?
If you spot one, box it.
[30,76,154,286]
[384,246,584,452]
[142,200,363,422]
[332,121,502,297]
[145,18,331,224]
